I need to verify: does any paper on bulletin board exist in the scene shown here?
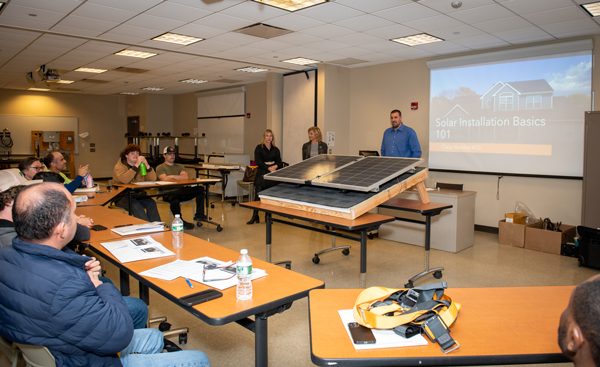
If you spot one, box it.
[327,131,335,146]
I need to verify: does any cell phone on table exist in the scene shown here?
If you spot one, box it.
[91,224,108,231]
[178,289,223,307]
[348,322,376,344]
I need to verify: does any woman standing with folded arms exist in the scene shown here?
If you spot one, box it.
[247,129,282,225]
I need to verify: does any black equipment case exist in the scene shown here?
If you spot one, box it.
[577,226,600,270]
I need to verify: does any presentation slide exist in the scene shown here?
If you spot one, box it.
[429,51,591,177]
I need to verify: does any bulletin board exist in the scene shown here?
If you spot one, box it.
[0,114,79,154]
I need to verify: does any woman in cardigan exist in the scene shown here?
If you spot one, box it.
[301,126,327,160]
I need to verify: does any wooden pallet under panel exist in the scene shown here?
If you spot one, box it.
[260,168,429,220]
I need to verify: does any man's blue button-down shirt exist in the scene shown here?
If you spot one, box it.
[381,124,422,158]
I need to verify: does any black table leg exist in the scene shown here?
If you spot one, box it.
[139,282,149,305]
[360,230,367,288]
[128,191,133,217]
[120,269,130,296]
[255,312,268,367]
[266,212,272,263]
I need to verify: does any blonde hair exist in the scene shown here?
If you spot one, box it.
[308,126,322,142]
[261,129,277,148]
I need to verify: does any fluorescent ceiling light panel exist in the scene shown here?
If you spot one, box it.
[180,79,208,84]
[56,80,74,84]
[281,57,321,65]
[120,92,139,95]
[28,88,50,91]
[74,67,107,73]
[581,2,600,16]
[252,0,327,11]
[114,49,157,58]
[236,67,269,73]
[142,87,164,91]
[391,33,444,46]
[152,33,203,45]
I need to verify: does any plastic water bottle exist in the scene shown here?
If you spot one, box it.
[139,162,147,176]
[172,214,184,249]
[236,249,253,300]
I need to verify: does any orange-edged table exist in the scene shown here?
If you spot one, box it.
[89,232,324,367]
[76,186,127,206]
[309,287,572,366]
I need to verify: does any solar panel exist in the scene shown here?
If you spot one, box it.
[265,155,360,184]
[265,155,423,192]
[312,157,421,192]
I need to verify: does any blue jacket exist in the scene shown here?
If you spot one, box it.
[0,237,133,366]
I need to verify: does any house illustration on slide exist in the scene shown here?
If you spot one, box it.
[480,79,554,111]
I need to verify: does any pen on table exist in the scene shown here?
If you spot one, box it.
[114,224,133,228]
[185,278,194,289]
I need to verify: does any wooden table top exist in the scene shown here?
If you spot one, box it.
[309,287,572,366]
[76,186,126,206]
[379,198,453,214]
[240,201,395,230]
[88,231,325,325]
[114,178,221,190]
[76,206,161,243]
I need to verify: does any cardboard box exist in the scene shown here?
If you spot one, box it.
[499,220,542,248]
[505,213,527,225]
[525,224,577,255]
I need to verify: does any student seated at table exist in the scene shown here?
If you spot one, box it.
[17,157,43,180]
[0,183,210,367]
[112,144,161,222]
[0,170,149,330]
[559,274,600,367]
[43,151,91,192]
[156,146,207,230]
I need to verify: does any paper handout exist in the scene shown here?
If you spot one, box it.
[101,235,174,263]
[111,222,166,236]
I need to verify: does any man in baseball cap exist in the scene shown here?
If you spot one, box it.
[156,146,207,230]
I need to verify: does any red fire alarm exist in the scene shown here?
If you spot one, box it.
[411,102,418,110]
[246,113,251,118]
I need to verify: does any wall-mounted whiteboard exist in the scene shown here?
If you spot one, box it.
[0,114,79,154]
[197,116,244,154]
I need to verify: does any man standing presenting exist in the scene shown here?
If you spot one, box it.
[0,183,210,366]
[381,110,422,158]
[156,146,207,230]
[43,151,90,193]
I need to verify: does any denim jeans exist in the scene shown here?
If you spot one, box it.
[115,195,161,222]
[120,329,210,367]
[98,276,148,329]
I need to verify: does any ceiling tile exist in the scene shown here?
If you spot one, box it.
[333,15,395,32]
[265,14,325,32]
[0,16,54,30]
[168,0,244,12]
[299,24,356,39]
[210,33,262,46]
[522,6,590,25]
[193,13,254,31]
[302,40,349,52]
[383,47,436,59]
[219,1,288,22]
[104,24,158,39]
[295,2,364,23]
[277,45,321,56]
[501,0,577,15]
[449,4,515,23]
[403,15,465,32]
[493,27,551,42]
[373,3,440,23]
[364,24,419,39]
[472,16,533,33]
[97,33,147,44]
[183,39,238,52]
[510,35,555,45]
[360,41,399,53]
[539,18,599,34]
[171,24,227,39]
[331,47,373,58]
[33,34,88,49]
[144,2,213,23]
[245,39,292,51]
[72,3,137,23]
[1,4,67,25]
[432,25,486,40]
[124,14,186,32]
[452,34,510,48]
[86,0,162,13]
[7,0,84,14]
[56,15,119,33]
[269,32,324,46]
[51,25,109,38]
[335,0,412,13]
[415,40,471,54]
[418,0,494,14]
[301,51,345,62]
[329,33,382,47]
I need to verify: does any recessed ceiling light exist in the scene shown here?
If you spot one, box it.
[391,33,444,46]
[152,33,203,46]
[581,2,600,16]
[115,49,157,59]
[56,80,74,84]
[180,79,208,84]
[236,67,269,73]
[142,87,164,91]
[28,88,50,91]
[120,92,139,95]
[281,57,321,66]
[74,67,107,73]
[252,0,327,11]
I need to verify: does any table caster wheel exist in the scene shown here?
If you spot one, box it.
[179,333,187,345]
[158,321,171,332]
[210,204,215,209]
[404,282,413,288]
[368,233,374,240]
[285,263,291,270]
[217,226,223,232]
[325,226,330,230]
[342,248,350,256]
[232,202,235,206]
[434,271,443,279]
[312,256,320,264]
[196,222,203,228]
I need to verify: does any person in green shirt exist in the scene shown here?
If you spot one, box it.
[42,152,89,193]
[156,147,206,230]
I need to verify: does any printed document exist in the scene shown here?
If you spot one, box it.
[101,235,174,263]
[111,222,165,236]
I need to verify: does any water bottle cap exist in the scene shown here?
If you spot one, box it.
[241,249,248,254]
[175,214,180,218]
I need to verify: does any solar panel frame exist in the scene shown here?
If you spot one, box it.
[312,157,423,192]
[264,155,362,184]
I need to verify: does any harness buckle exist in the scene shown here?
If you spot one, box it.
[422,315,459,354]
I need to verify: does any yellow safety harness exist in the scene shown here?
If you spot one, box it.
[353,282,461,353]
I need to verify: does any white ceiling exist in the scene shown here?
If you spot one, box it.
[0,0,598,95]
